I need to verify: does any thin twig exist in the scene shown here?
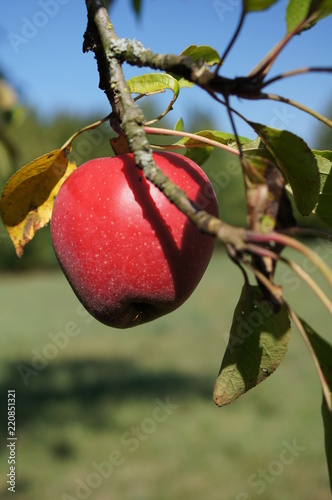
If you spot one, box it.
[255,92,332,129]
[289,307,332,412]
[280,256,332,315]
[61,113,111,150]
[245,241,332,314]
[242,258,284,304]
[224,95,243,157]
[245,243,280,260]
[278,227,332,239]
[246,230,332,288]
[216,5,246,72]
[144,126,241,156]
[261,66,332,89]
[247,15,317,79]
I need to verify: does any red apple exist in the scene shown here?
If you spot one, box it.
[51,152,219,328]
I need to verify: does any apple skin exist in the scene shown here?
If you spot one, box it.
[51,152,219,328]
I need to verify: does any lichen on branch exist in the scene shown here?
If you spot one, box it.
[107,37,244,97]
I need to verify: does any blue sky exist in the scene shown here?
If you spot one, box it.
[0,0,332,146]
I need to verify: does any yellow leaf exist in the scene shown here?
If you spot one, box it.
[0,148,76,257]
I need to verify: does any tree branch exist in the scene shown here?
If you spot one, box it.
[83,0,250,253]
[105,36,251,98]
[83,0,331,286]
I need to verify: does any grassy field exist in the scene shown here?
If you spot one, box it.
[0,249,331,500]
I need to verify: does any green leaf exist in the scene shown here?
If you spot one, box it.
[174,118,184,132]
[289,316,332,488]
[180,45,220,66]
[315,0,332,19]
[132,0,142,16]
[300,319,332,410]
[213,284,291,407]
[243,0,279,12]
[297,317,332,488]
[312,151,332,229]
[185,145,214,167]
[322,398,332,492]
[286,0,332,33]
[313,150,332,161]
[248,122,320,216]
[175,129,250,149]
[243,137,275,161]
[127,73,180,100]
[174,130,250,166]
[286,0,312,31]
[175,45,220,88]
[127,73,180,122]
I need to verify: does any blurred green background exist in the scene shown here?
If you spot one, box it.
[0,247,331,499]
[0,52,332,500]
